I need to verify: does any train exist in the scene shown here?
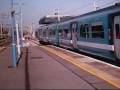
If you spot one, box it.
[36,4,120,62]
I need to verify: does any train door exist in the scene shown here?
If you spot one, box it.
[71,22,78,48]
[114,15,120,60]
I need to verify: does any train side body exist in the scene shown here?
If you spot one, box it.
[37,4,120,61]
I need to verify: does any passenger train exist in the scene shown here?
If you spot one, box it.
[36,4,120,61]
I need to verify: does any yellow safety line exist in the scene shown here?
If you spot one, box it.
[40,46,120,88]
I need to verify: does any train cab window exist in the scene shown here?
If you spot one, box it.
[80,24,89,38]
[91,25,104,38]
[115,24,120,39]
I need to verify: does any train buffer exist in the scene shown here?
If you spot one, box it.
[0,40,120,90]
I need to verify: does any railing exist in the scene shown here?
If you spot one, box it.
[0,37,11,46]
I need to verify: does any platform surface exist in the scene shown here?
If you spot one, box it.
[0,40,120,90]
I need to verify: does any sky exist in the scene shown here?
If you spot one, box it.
[0,0,119,28]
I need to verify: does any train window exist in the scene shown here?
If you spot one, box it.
[115,24,120,39]
[53,30,55,35]
[49,30,52,36]
[85,24,89,38]
[48,29,50,37]
[49,29,55,37]
[43,31,46,37]
[63,29,68,39]
[67,30,72,40]
[64,29,71,40]
[91,25,104,38]
[80,24,89,38]
[52,30,55,36]
[80,25,85,37]
[61,29,67,39]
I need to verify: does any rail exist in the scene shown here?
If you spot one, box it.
[0,37,11,46]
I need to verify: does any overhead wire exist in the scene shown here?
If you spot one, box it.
[63,0,118,15]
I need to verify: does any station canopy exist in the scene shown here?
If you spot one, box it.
[39,15,75,25]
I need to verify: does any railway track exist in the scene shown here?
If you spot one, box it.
[0,38,11,52]
[32,39,120,67]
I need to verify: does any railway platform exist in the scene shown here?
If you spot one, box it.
[0,40,120,90]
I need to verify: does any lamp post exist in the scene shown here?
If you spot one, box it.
[0,23,2,38]
[19,3,23,47]
[55,9,60,46]
[57,9,60,22]
[16,23,21,57]
[11,0,17,68]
